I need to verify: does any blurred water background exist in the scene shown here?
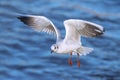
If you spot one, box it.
[0,0,120,80]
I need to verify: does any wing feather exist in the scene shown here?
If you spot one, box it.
[64,19,104,43]
[17,15,61,42]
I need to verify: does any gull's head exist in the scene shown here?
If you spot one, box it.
[51,44,59,53]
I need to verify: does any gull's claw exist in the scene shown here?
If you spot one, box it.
[68,58,73,66]
[68,53,73,66]
[77,53,80,67]
[77,60,80,67]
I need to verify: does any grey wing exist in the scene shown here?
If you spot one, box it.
[64,19,104,43]
[17,15,61,42]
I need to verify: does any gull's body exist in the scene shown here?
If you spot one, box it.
[53,40,81,54]
[18,15,104,67]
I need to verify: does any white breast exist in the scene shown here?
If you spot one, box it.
[57,41,80,54]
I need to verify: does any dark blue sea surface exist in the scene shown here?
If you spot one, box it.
[0,0,120,80]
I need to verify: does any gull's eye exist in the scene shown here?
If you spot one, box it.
[54,46,56,49]
[54,46,58,50]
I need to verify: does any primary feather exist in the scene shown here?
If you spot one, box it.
[64,19,104,44]
[17,15,61,42]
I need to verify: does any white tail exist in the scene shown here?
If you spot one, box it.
[73,46,93,56]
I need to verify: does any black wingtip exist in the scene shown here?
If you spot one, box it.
[17,16,31,25]
[17,16,22,19]
[97,29,105,37]
[99,28,105,35]
[17,16,26,20]
[103,28,105,32]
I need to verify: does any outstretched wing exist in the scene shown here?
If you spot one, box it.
[17,15,61,42]
[64,19,104,44]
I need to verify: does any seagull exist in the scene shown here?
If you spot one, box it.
[17,15,104,67]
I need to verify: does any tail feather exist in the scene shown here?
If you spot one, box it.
[73,46,93,56]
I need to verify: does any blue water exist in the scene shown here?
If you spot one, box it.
[0,0,120,80]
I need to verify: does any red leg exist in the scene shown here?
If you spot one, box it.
[68,52,73,66]
[77,53,80,67]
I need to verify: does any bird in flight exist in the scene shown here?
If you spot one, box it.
[17,15,104,67]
